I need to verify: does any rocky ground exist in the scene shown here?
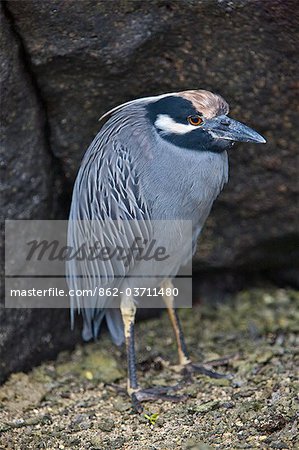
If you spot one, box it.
[0,288,298,450]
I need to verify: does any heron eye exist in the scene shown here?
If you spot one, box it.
[188,115,204,126]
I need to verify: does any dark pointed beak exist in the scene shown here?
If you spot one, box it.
[207,115,266,144]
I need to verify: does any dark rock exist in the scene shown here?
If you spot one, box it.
[5,0,298,271]
[0,6,81,383]
[0,7,51,222]
[1,0,298,380]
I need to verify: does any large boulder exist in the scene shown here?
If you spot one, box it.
[6,0,299,270]
[1,0,298,380]
[0,6,81,383]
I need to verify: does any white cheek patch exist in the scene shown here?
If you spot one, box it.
[155,114,196,135]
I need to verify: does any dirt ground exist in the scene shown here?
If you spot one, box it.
[0,288,298,450]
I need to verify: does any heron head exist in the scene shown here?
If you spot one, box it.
[146,89,266,153]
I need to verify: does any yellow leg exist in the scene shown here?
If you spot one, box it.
[162,279,228,380]
[162,279,191,366]
[120,289,194,412]
[120,294,138,395]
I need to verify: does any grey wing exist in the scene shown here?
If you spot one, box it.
[66,134,151,342]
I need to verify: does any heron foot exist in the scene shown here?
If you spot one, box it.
[130,384,187,414]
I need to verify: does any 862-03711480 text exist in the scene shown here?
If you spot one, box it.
[9,286,179,298]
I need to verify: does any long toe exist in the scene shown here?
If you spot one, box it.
[182,362,232,380]
[131,386,187,413]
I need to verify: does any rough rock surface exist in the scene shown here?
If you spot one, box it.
[1,1,298,380]
[0,6,81,384]
[6,0,299,270]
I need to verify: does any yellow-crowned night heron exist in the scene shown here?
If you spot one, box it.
[67,90,266,412]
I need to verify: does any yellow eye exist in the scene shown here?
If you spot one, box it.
[188,115,204,126]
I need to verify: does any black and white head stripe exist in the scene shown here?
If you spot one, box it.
[145,93,231,153]
[146,95,199,129]
[154,114,199,135]
[145,91,229,135]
